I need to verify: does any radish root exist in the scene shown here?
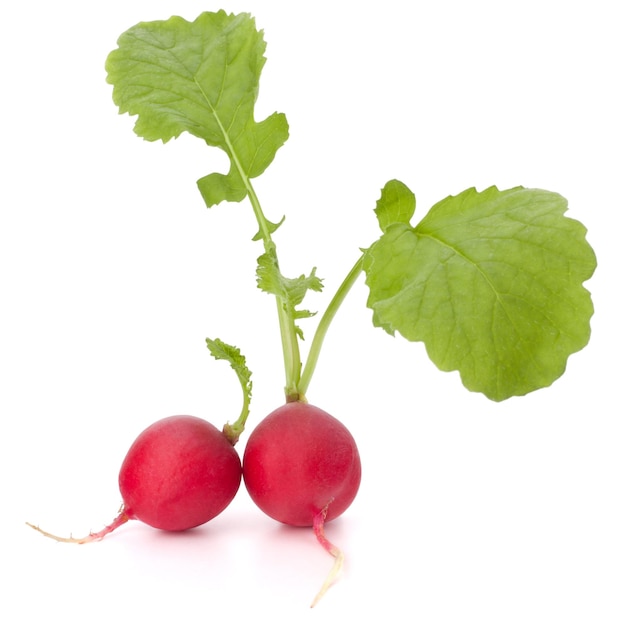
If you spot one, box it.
[310,500,345,608]
[26,505,130,544]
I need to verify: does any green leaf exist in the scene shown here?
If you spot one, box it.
[105,11,288,207]
[374,179,416,231]
[256,246,324,338]
[206,337,252,444]
[363,185,597,401]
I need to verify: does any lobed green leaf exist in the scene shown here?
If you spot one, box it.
[206,338,252,391]
[206,337,252,443]
[105,11,288,207]
[256,247,324,338]
[363,184,597,401]
[374,179,416,231]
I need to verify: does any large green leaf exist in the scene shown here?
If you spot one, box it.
[363,185,597,401]
[105,11,288,207]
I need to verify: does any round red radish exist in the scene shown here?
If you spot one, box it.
[242,402,361,527]
[119,415,242,531]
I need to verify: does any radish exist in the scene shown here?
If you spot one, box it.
[243,402,361,525]
[242,401,361,605]
[119,415,241,531]
[27,415,242,542]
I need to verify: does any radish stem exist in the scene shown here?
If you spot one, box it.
[300,254,365,397]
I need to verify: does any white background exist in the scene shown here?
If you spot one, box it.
[2,1,624,624]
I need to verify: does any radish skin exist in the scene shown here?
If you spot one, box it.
[119,415,242,531]
[242,402,361,526]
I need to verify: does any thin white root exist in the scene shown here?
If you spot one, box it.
[310,501,344,608]
[310,543,344,608]
[25,507,130,544]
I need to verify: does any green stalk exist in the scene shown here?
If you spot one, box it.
[245,184,302,400]
[229,165,364,402]
[210,102,358,402]
[222,368,251,445]
[209,103,302,400]
[298,254,365,397]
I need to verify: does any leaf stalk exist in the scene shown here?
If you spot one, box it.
[299,254,365,397]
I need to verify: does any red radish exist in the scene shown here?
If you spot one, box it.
[242,402,361,605]
[243,402,361,525]
[119,415,242,530]
[27,415,242,542]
